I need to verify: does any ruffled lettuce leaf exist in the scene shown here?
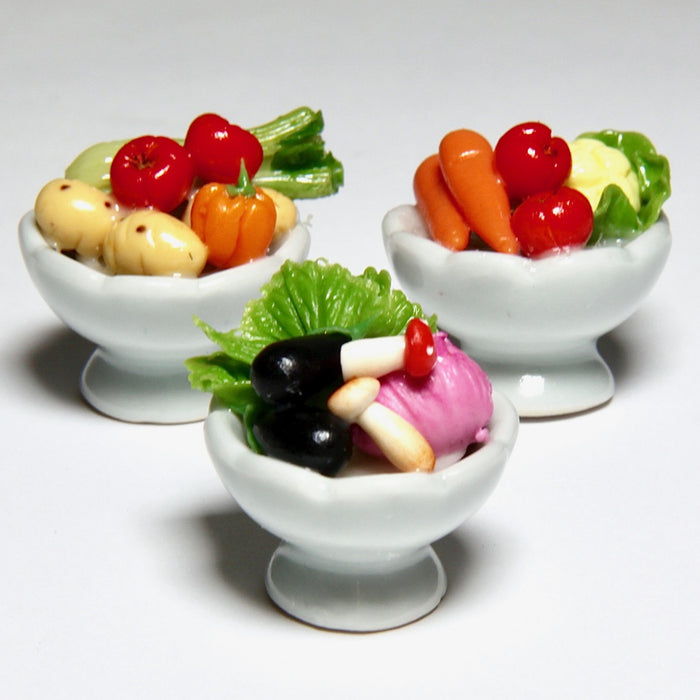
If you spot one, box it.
[578,129,671,245]
[185,353,255,413]
[186,259,436,421]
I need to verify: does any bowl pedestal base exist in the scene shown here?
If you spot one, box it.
[469,344,614,418]
[80,348,209,424]
[265,542,447,632]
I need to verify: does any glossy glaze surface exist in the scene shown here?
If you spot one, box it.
[204,391,518,630]
[383,205,671,416]
[19,211,310,422]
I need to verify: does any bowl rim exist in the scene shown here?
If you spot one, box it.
[382,203,671,275]
[18,209,311,298]
[204,389,519,502]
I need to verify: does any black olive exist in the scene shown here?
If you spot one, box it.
[252,406,353,477]
[251,332,351,407]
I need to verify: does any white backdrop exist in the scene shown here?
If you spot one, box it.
[2,1,698,698]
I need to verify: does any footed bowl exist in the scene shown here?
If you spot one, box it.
[204,390,518,632]
[383,204,671,417]
[19,211,310,423]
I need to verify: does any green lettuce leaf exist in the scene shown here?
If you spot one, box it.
[578,129,671,245]
[184,353,256,413]
[186,259,437,429]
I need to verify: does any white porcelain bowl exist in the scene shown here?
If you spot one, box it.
[383,205,671,417]
[18,211,310,423]
[204,390,518,632]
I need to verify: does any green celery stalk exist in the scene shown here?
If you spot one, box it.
[269,135,326,170]
[249,106,324,157]
[253,153,344,199]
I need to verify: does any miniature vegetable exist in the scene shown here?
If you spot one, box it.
[261,187,298,237]
[414,123,670,256]
[103,210,208,276]
[494,122,572,203]
[438,129,520,254]
[511,187,594,258]
[109,135,194,212]
[189,164,276,269]
[565,137,641,214]
[184,113,264,184]
[186,259,437,451]
[413,154,470,251]
[65,106,344,200]
[34,178,120,258]
[65,139,131,191]
[576,129,671,245]
[251,406,353,476]
[351,333,492,464]
[251,332,351,407]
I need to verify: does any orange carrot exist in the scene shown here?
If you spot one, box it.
[438,129,520,254]
[413,154,470,251]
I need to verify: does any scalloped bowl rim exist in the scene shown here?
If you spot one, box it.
[204,390,518,507]
[18,209,311,302]
[382,204,671,287]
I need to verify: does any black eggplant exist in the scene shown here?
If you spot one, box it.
[251,332,351,407]
[252,405,353,477]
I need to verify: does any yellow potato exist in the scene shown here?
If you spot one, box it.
[34,178,120,258]
[103,210,208,277]
[261,187,298,236]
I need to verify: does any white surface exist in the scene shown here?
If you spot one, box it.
[204,392,517,631]
[2,0,698,697]
[383,205,672,416]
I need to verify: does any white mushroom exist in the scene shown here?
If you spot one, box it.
[327,376,435,472]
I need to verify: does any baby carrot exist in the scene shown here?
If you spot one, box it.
[413,154,470,251]
[438,129,520,254]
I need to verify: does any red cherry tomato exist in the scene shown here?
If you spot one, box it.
[184,113,264,184]
[110,135,194,212]
[404,318,436,377]
[511,187,594,258]
[494,122,572,204]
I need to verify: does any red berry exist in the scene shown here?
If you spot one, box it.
[511,187,594,258]
[110,135,194,212]
[404,318,436,377]
[494,122,572,203]
[184,113,264,184]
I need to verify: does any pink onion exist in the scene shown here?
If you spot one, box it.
[352,333,493,464]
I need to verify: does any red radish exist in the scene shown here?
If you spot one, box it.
[494,122,572,204]
[110,135,194,212]
[511,187,594,258]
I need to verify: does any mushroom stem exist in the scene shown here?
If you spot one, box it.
[327,377,435,473]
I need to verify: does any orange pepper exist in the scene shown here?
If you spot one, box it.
[190,163,277,269]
